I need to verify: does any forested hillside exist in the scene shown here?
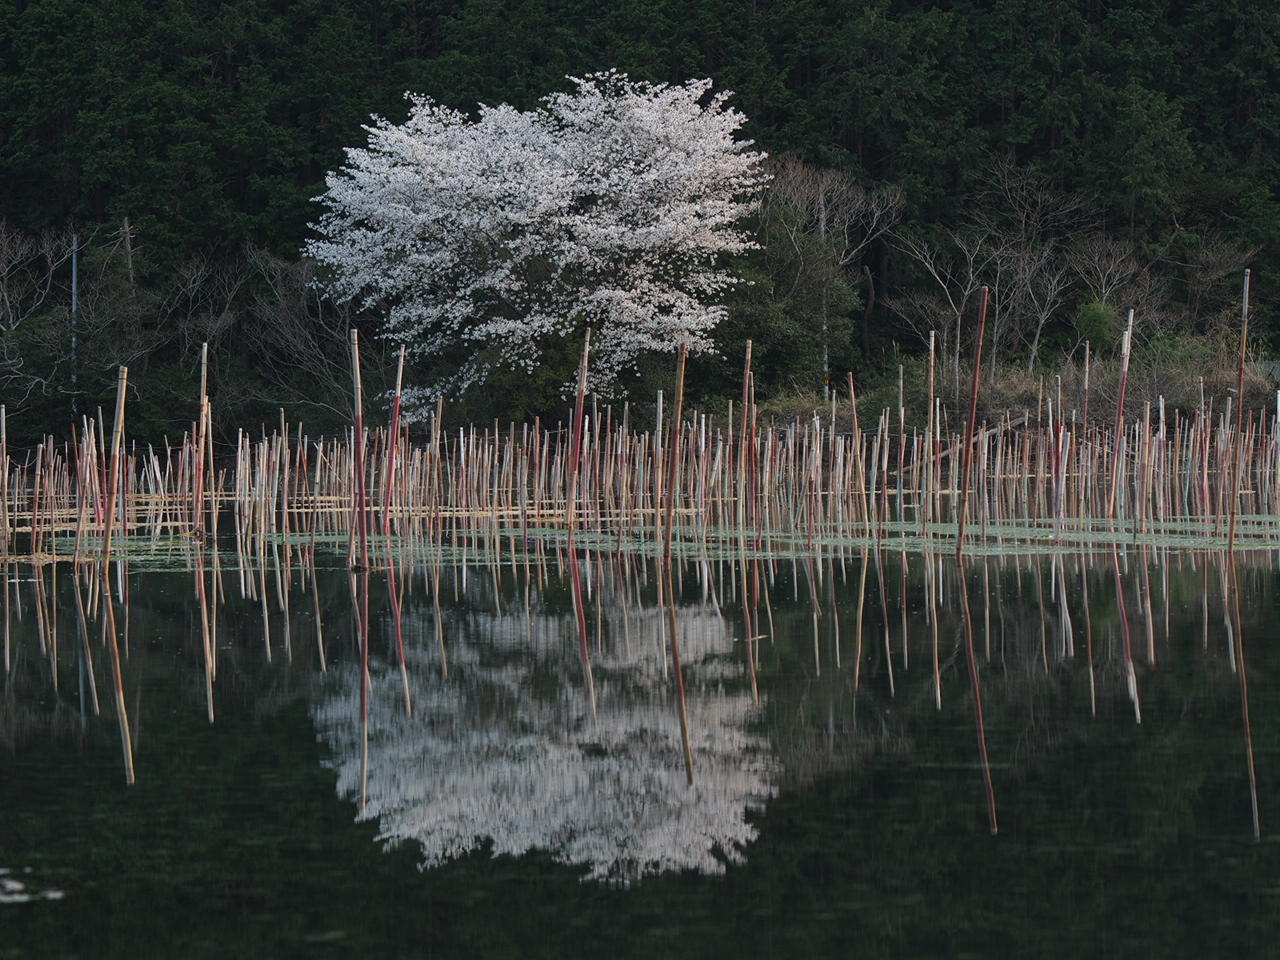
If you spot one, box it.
[2,0,1276,441]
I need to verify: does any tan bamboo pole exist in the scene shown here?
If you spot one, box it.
[100,366,136,785]
[0,405,7,556]
[68,471,100,712]
[567,332,591,535]
[737,341,752,532]
[1081,340,1091,430]
[922,331,935,536]
[384,345,411,715]
[896,365,906,524]
[309,472,326,673]
[1228,270,1251,550]
[1106,309,1136,521]
[350,330,371,572]
[664,343,695,785]
[847,372,871,537]
[193,343,208,538]
[431,397,448,676]
[566,333,597,716]
[349,331,373,811]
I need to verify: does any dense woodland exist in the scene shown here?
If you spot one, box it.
[1,0,1277,444]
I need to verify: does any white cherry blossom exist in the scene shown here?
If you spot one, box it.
[306,72,767,401]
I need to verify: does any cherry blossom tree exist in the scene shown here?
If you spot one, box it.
[306,72,768,404]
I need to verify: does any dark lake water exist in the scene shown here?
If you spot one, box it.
[3,543,1279,958]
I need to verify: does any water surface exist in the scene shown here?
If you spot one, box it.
[3,544,1279,957]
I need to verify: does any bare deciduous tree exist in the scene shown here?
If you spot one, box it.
[1002,239,1072,373]
[765,156,903,392]
[886,226,1004,389]
[1066,233,1141,306]
[0,222,75,406]
[890,162,1091,383]
[1183,231,1257,327]
[242,248,380,419]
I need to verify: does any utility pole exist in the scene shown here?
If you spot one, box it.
[70,232,79,418]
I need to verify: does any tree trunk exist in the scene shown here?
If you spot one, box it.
[861,263,876,358]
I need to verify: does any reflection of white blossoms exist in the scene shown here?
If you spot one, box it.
[312,581,776,884]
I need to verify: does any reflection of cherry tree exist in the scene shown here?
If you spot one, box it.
[312,588,775,884]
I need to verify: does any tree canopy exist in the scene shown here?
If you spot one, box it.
[307,73,767,400]
[0,0,1276,440]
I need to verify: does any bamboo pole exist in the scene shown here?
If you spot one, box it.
[956,287,989,560]
[100,366,136,785]
[1228,270,1251,551]
[664,343,696,786]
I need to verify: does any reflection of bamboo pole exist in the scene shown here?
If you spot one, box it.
[1081,551,1095,716]
[853,547,868,689]
[1111,543,1141,725]
[1034,555,1048,671]
[358,567,371,814]
[803,554,822,676]
[873,547,894,696]
[72,571,99,714]
[739,550,759,705]
[196,544,214,722]
[432,397,448,677]
[958,558,998,835]
[567,548,596,718]
[927,549,940,708]
[310,536,326,672]
[258,525,271,662]
[70,492,100,714]
[2,559,9,676]
[1227,552,1261,840]
[278,414,293,662]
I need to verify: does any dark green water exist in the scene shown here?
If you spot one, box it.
[3,547,1279,958]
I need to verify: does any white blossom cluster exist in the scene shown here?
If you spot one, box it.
[306,72,768,400]
[312,589,776,885]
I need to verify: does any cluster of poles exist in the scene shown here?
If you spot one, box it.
[0,277,1265,840]
[0,278,1270,565]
